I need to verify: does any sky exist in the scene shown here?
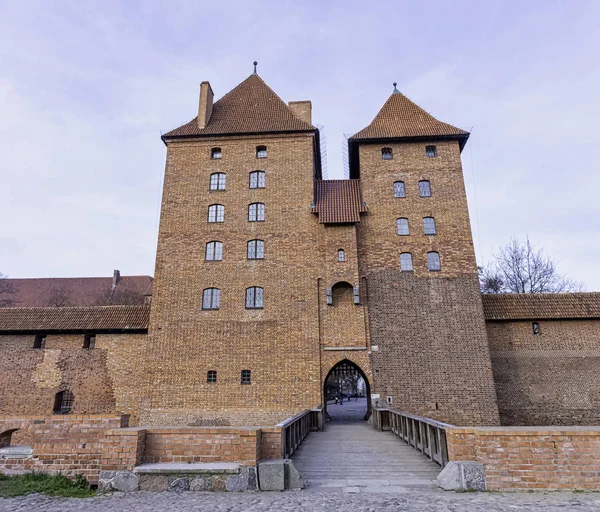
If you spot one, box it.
[1,0,599,289]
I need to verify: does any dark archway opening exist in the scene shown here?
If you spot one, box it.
[323,359,371,423]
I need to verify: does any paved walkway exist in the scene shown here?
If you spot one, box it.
[293,403,440,493]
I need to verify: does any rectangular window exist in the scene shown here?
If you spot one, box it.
[206,241,223,261]
[33,335,46,349]
[427,252,441,271]
[397,218,409,236]
[245,287,264,309]
[241,370,251,385]
[423,217,436,235]
[256,146,267,158]
[393,181,405,198]
[83,334,96,349]
[338,249,345,262]
[425,145,437,158]
[247,240,264,259]
[419,180,431,197]
[532,322,540,336]
[209,173,226,191]
[202,288,220,310]
[248,203,265,222]
[207,370,217,383]
[400,253,413,272]
[211,148,222,159]
[208,205,224,223]
[249,171,265,189]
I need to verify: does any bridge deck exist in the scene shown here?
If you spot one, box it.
[292,400,441,493]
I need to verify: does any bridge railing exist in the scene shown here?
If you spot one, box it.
[277,407,323,459]
[372,407,450,467]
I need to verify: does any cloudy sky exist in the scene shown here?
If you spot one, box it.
[1,0,599,289]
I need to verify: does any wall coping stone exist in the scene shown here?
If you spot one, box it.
[133,463,241,474]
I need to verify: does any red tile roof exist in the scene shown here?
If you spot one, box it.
[3,275,152,308]
[312,180,367,224]
[350,92,468,141]
[0,305,150,332]
[482,293,600,321]
[163,74,315,139]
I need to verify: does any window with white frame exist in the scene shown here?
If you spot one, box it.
[419,180,431,197]
[423,217,436,235]
[248,202,265,222]
[205,241,223,261]
[427,251,441,271]
[209,172,226,191]
[245,286,264,309]
[397,218,409,236]
[208,204,224,223]
[393,181,405,198]
[400,252,413,272]
[202,288,220,309]
[249,171,265,189]
[338,249,345,262]
[247,239,264,259]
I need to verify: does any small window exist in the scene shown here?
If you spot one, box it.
[207,370,217,383]
[338,249,345,262]
[211,147,222,159]
[382,147,393,160]
[423,217,436,235]
[256,146,267,159]
[247,239,265,259]
[532,322,540,336]
[53,390,74,415]
[393,181,405,198]
[205,241,223,261]
[241,370,251,385]
[248,202,265,222]
[397,218,409,236]
[427,251,441,271]
[83,334,96,349]
[209,172,226,191]
[426,145,437,158]
[400,253,413,272]
[245,286,264,309]
[202,288,221,310]
[208,204,224,223]
[419,180,431,197]
[249,171,266,189]
[33,334,46,349]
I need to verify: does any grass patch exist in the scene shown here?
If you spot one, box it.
[0,472,95,498]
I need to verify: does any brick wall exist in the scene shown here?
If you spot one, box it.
[487,319,600,425]
[446,426,600,490]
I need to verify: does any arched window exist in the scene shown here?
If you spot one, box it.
[205,241,223,261]
[249,171,266,189]
[397,218,409,236]
[248,202,265,222]
[247,239,264,259]
[53,390,74,415]
[202,288,220,310]
[208,204,224,223]
[425,145,437,158]
[419,180,431,197]
[256,145,267,159]
[209,172,226,191]
[427,251,441,271]
[245,287,264,309]
[400,253,413,272]
[211,147,222,159]
[393,181,405,198]
[338,249,345,262]
[423,217,436,235]
[382,147,393,160]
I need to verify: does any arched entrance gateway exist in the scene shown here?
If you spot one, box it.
[323,359,371,422]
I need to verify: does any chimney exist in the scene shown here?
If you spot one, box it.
[288,101,312,125]
[112,269,120,290]
[197,81,214,129]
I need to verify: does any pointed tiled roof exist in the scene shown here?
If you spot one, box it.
[312,180,367,224]
[350,91,468,141]
[163,74,315,139]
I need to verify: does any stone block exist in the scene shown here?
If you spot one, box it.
[226,467,257,492]
[190,476,209,491]
[139,474,169,491]
[169,477,189,492]
[284,459,304,490]
[258,460,285,491]
[437,461,485,492]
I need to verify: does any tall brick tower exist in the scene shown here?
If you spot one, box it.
[350,87,500,425]
[144,72,326,425]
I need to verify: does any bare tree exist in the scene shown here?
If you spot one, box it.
[479,237,584,294]
[0,273,16,307]
[47,286,71,307]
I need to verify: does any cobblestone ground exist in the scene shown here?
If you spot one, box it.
[2,490,600,512]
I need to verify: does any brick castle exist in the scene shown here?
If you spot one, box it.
[2,71,600,429]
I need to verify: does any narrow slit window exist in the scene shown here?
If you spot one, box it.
[53,390,74,415]
[249,171,266,189]
[247,240,265,259]
[382,147,393,160]
[208,204,224,223]
[207,370,217,383]
[245,287,264,309]
[338,249,345,262]
[205,241,223,261]
[419,180,431,197]
[211,147,222,159]
[33,334,46,349]
[532,322,540,336]
[241,370,251,385]
[425,145,437,158]
[209,173,226,191]
[393,181,405,198]
[202,288,220,310]
[400,253,413,272]
[397,218,409,236]
[256,146,267,159]
[427,251,441,271]
[423,217,436,235]
[83,334,96,349]
[248,203,265,222]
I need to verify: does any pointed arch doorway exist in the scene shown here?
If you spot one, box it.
[323,359,371,422]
